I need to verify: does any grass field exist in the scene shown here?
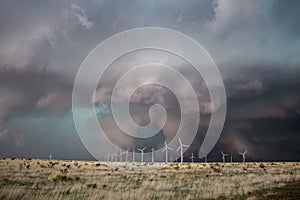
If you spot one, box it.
[0,158,300,199]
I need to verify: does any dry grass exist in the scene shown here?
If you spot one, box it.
[0,158,300,199]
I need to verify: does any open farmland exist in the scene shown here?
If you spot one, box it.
[0,158,300,199]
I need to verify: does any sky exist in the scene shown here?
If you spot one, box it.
[0,0,300,161]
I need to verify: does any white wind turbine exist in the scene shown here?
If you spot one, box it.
[109,154,114,162]
[138,147,146,162]
[177,138,189,163]
[114,152,118,162]
[221,151,228,163]
[124,149,129,162]
[204,155,207,163]
[120,150,128,162]
[162,141,173,163]
[119,150,123,162]
[132,149,135,162]
[169,155,175,162]
[239,151,247,163]
[151,147,155,163]
[190,153,196,163]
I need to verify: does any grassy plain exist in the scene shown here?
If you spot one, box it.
[0,158,299,199]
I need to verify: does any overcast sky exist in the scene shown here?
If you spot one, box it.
[0,0,300,161]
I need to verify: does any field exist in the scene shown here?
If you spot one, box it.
[0,158,300,200]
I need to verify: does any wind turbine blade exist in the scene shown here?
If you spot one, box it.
[179,138,182,145]
[183,144,189,147]
[162,148,166,152]
[244,151,247,154]
[177,146,181,151]
[168,147,173,150]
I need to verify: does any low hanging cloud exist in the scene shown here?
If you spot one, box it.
[0,67,73,132]
[37,92,72,115]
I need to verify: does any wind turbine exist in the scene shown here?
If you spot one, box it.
[221,151,228,163]
[120,150,128,162]
[169,155,175,162]
[190,153,196,162]
[138,147,146,162]
[49,154,52,160]
[230,154,233,163]
[124,149,129,162]
[119,150,123,162]
[239,151,247,163]
[132,149,135,162]
[177,138,189,163]
[162,141,173,163]
[114,151,118,162]
[151,147,155,163]
[204,155,207,163]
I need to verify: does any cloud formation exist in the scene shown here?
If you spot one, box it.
[0,0,299,161]
[71,4,94,30]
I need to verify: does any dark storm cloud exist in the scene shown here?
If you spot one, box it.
[0,67,73,126]
[201,0,300,160]
[226,65,300,120]
[217,63,300,160]
[0,0,299,160]
[0,66,76,158]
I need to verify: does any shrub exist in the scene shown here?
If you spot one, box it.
[87,183,97,189]
[52,174,80,182]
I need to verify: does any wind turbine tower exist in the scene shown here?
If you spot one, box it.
[221,151,228,163]
[119,150,123,162]
[169,155,175,162]
[151,147,155,162]
[190,153,196,162]
[177,138,189,163]
[138,147,146,162]
[162,141,173,163]
[125,149,129,162]
[114,152,118,162]
[239,151,247,163]
[132,149,135,162]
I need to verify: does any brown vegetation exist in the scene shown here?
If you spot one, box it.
[0,159,299,199]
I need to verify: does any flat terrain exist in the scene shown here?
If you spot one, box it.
[0,158,300,199]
